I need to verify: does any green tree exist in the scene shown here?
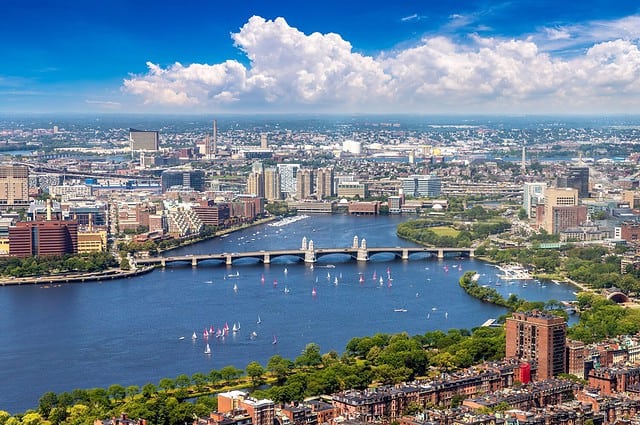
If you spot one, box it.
[38,391,58,417]
[108,384,126,402]
[192,373,208,392]
[220,365,243,385]
[246,361,266,389]
[267,355,293,384]
[175,374,191,389]
[296,343,322,367]
[159,378,176,392]
[141,383,157,398]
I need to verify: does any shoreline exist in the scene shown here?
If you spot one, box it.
[0,266,155,287]
[0,217,278,287]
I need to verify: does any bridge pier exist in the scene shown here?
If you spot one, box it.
[160,258,166,267]
[401,249,409,260]
[304,251,316,263]
[357,249,369,262]
[263,254,270,264]
[191,256,198,267]
[437,249,444,260]
[226,255,232,266]
[469,249,475,258]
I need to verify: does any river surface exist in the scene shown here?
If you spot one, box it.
[0,215,577,413]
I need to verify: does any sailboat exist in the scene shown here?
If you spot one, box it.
[204,343,211,355]
[273,279,278,287]
[260,274,265,284]
[284,267,288,275]
[359,274,365,284]
[272,335,278,345]
[379,276,384,286]
[327,272,331,281]
[334,277,339,285]
[312,287,317,297]
[233,283,238,292]
[257,315,262,324]
[232,322,240,332]
[372,271,377,281]
[284,286,290,294]
[192,332,197,340]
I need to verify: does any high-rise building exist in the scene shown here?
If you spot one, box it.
[264,168,282,201]
[400,175,442,197]
[296,169,314,200]
[260,133,268,149]
[316,167,335,199]
[129,129,159,152]
[277,164,300,198]
[543,187,579,234]
[0,164,29,211]
[557,167,589,198]
[212,120,218,158]
[523,182,547,218]
[161,169,206,193]
[505,311,567,380]
[247,171,265,198]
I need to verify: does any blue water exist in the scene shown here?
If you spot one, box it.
[0,215,577,413]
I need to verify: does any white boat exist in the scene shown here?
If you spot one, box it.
[284,267,288,275]
[379,276,384,285]
[228,271,240,278]
[257,315,262,324]
[284,287,290,294]
[179,336,185,340]
[268,215,309,227]
[232,322,240,332]
[394,308,407,312]
[272,335,278,345]
[233,283,238,292]
[192,332,197,340]
[251,331,258,339]
[204,343,211,355]
[334,277,339,285]
[496,264,532,280]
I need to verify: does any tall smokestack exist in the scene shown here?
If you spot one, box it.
[213,119,218,158]
[46,199,52,221]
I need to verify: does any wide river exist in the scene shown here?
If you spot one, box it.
[0,215,577,413]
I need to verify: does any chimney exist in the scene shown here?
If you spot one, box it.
[46,199,52,221]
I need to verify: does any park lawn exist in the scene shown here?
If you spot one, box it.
[430,226,460,237]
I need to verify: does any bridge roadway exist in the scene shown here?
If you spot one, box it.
[136,246,475,268]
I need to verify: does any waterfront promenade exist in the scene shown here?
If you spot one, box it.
[0,266,154,286]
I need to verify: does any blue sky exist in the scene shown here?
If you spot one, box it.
[2,0,640,114]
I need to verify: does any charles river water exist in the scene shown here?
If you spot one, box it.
[0,215,578,413]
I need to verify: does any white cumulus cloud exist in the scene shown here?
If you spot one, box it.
[123,15,640,113]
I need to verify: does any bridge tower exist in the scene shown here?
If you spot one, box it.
[301,236,307,250]
[357,238,368,262]
[352,235,359,249]
[305,240,316,263]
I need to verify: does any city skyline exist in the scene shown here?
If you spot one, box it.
[2,1,640,115]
